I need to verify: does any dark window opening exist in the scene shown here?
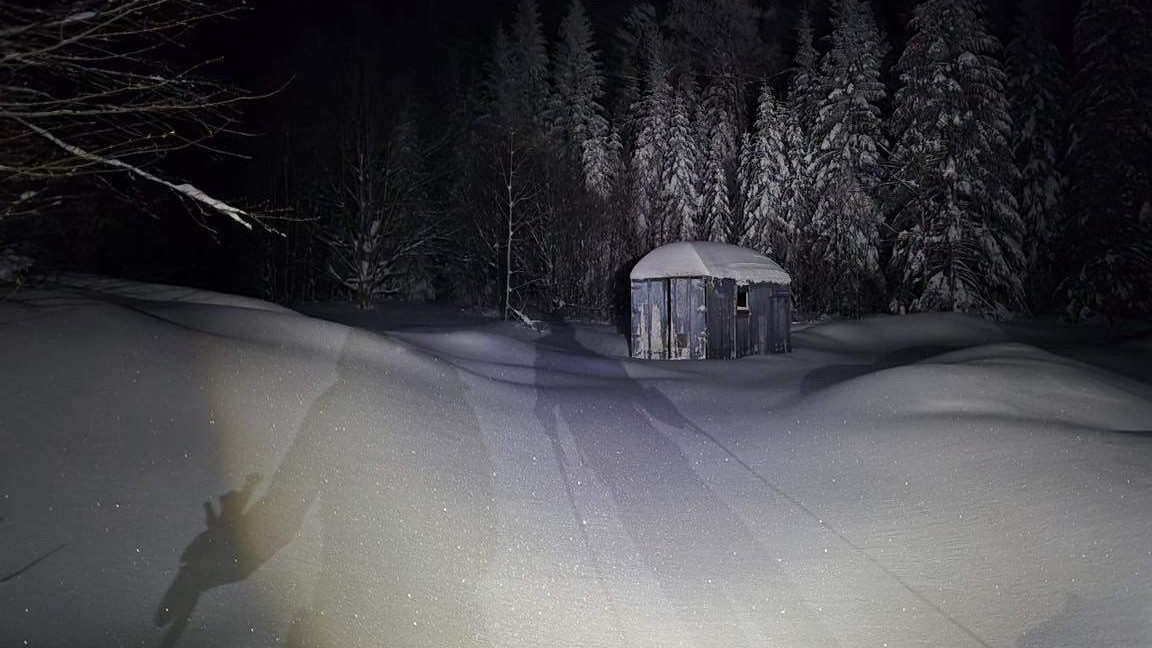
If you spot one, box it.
[737,285,749,312]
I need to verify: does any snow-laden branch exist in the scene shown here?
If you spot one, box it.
[18,118,252,229]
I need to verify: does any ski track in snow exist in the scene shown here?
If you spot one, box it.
[1,280,1150,648]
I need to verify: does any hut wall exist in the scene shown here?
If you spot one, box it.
[748,284,775,355]
[630,279,670,359]
[735,309,750,358]
[632,277,791,360]
[707,278,737,359]
[766,285,792,353]
[669,277,707,360]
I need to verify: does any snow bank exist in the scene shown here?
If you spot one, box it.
[53,272,294,313]
[794,312,1011,354]
[630,241,791,284]
[798,341,1152,430]
[3,277,1151,648]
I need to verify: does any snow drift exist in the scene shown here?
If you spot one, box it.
[2,280,1150,648]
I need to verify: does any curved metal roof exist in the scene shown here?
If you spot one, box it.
[630,241,791,284]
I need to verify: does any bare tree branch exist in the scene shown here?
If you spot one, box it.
[18,118,251,228]
[0,0,260,227]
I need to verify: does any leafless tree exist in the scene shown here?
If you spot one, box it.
[0,0,256,227]
[319,108,445,309]
[468,122,636,323]
[285,27,448,309]
[450,120,553,319]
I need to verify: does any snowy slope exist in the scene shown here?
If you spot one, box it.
[1,280,1150,648]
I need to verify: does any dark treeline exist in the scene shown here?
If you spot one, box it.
[6,0,1148,324]
[258,0,1147,322]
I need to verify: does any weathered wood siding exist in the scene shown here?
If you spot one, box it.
[748,284,774,355]
[735,310,750,358]
[632,277,790,360]
[630,279,670,359]
[668,277,707,359]
[629,280,646,358]
[765,284,792,353]
[707,278,736,359]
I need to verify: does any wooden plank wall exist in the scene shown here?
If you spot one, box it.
[777,286,793,352]
[735,311,750,357]
[631,279,671,359]
[669,278,708,359]
[689,279,707,359]
[669,278,690,360]
[707,278,736,359]
[629,281,648,358]
[748,284,773,355]
[767,285,792,353]
[634,278,790,359]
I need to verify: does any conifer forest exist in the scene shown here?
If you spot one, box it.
[2,0,1150,323]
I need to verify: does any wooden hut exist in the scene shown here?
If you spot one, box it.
[629,241,792,360]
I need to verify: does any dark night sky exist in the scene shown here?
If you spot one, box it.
[182,0,1084,207]
[205,0,1079,172]
[217,0,1079,118]
[155,0,1079,293]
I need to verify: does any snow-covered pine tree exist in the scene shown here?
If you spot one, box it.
[550,0,617,199]
[735,131,758,245]
[884,0,1024,317]
[666,83,703,242]
[629,50,673,248]
[485,27,518,131]
[499,0,553,138]
[740,82,807,271]
[1004,6,1067,311]
[788,3,821,136]
[805,0,887,316]
[698,75,739,242]
[609,2,662,133]
[663,0,774,118]
[582,125,623,204]
[1062,0,1152,320]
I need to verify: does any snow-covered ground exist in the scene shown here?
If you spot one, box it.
[2,277,1150,648]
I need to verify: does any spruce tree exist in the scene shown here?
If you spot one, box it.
[664,0,767,99]
[665,85,703,242]
[806,0,887,315]
[698,76,739,242]
[788,3,820,136]
[550,0,617,199]
[630,51,673,248]
[740,83,807,269]
[1062,0,1152,320]
[884,0,1024,317]
[507,0,553,137]
[486,28,517,128]
[610,2,662,132]
[1004,7,1067,311]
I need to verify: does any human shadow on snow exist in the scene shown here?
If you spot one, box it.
[156,329,497,648]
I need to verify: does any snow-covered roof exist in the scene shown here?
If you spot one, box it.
[630,241,791,284]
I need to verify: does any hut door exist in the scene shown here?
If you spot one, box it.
[669,278,706,360]
[688,279,707,359]
[707,278,737,359]
[735,285,751,357]
[747,284,771,355]
[631,279,670,359]
[772,287,793,353]
[763,285,792,353]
